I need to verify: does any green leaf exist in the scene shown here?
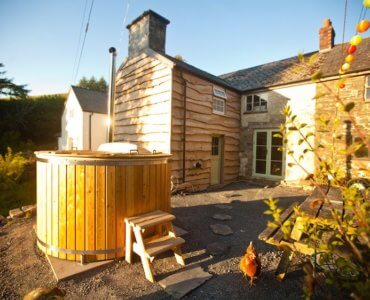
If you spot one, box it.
[309,53,318,65]
[311,71,323,81]
[288,126,298,131]
[273,133,283,138]
[288,163,295,168]
[297,52,305,63]
[344,102,355,112]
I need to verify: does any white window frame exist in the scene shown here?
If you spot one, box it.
[213,86,227,99]
[245,94,268,113]
[365,75,370,102]
[252,129,284,180]
[213,97,225,115]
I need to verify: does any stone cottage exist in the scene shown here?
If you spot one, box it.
[114,10,370,190]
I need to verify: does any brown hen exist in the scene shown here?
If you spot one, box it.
[240,241,261,286]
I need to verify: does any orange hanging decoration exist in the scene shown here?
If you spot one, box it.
[357,20,370,33]
[347,44,357,54]
[345,54,355,63]
[338,82,346,89]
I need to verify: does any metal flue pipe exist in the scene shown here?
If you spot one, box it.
[107,47,117,143]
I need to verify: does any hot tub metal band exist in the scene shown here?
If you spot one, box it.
[37,237,124,255]
[36,157,168,166]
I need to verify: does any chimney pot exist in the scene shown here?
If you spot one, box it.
[127,10,170,57]
[319,18,335,52]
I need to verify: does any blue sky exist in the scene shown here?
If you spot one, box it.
[0,0,364,95]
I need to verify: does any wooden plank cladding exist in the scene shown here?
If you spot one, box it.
[114,51,241,191]
[114,53,172,154]
[170,69,241,190]
[35,152,171,262]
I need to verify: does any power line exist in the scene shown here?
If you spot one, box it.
[72,0,96,84]
[118,0,130,54]
[71,0,89,84]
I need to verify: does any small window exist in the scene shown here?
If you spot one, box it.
[365,76,370,101]
[213,97,225,114]
[212,137,219,155]
[245,95,268,113]
[213,86,227,99]
[354,137,369,159]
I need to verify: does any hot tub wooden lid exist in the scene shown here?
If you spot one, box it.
[35,149,172,165]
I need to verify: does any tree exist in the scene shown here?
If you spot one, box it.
[0,63,29,98]
[77,76,108,92]
[174,54,186,62]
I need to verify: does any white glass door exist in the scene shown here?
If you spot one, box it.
[253,130,283,179]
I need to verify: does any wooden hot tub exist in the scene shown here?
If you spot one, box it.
[35,150,171,262]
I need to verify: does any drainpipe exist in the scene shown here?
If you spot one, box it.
[107,47,117,143]
[89,112,93,150]
[180,72,187,183]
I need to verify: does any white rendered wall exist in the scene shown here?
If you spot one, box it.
[82,112,107,150]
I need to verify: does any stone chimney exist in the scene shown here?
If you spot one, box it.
[126,10,170,57]
[319,18,335,52]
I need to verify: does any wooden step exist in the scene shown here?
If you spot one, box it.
[126,210,176,230]
[133,235,185,258]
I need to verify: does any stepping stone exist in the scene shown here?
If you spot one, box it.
[159,264,212,299]
[9,208,24,219]
[206,242,230,256]
[21,205,36,214]
[212,214,232,221]
[214,204,232,210]
[210,224,233,236]
[46,255,113,282]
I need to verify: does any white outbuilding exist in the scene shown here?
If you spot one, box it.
[58,86,107,150]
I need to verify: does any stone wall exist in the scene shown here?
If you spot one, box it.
[315,75,370,179]
[240,83,316,183]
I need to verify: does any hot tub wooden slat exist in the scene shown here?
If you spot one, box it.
[58,165,67,260]
[115,166,126,258]
[96,166,106,260]
[37,162,46,253]
[85,165,96,261]
[106,166,116,259]
[46,163,52,256]
[76,165,85,262]
[52,164,59,257]
[67,165,76,261]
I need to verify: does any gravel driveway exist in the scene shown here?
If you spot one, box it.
[0,181,311,299]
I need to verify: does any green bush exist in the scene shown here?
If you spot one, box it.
[0,94,65,154]
[0,147,31,216]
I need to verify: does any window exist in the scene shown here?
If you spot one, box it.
[213,86,227,99]
[212,137,219,155]
[365,76,370,101]
[213,97,225,114]
[245,95,267,113]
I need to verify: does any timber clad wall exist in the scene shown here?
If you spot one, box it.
[171,69,241,190]
[316,75,370,178]
[114,53,172,153]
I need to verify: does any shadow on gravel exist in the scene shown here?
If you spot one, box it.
[134,195,308,299]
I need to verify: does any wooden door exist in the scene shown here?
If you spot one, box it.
[211,136,223,185]
[253,130,283,179]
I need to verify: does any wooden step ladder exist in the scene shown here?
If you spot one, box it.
[125,210,185,282]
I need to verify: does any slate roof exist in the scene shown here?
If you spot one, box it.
[219,37,370,92]
[71,86,108,114]
[161,54,239,92]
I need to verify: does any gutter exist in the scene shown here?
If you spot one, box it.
[180,72,187,184]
